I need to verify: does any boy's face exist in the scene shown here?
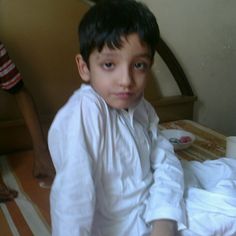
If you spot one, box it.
[76,33,153,109]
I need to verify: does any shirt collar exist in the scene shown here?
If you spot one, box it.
[81,84,146,125]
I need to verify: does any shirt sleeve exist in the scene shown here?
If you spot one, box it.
[143,105,187,231]
[48,96,105,236]
[0,42,23,91]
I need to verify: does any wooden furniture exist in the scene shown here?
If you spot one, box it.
[149,38,197,123]
[0,116,51,154]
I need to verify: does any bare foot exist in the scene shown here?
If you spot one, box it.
[32,148,55,186]
[0,178,18,203]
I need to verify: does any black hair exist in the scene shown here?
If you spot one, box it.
[78,0,160,65]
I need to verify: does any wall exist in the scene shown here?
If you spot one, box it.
[0,0,89,121]
[144,0,236,135]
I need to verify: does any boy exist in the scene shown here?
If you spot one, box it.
[0,41,55,202]
[48,1,185,235]
[49,0,236,235]
[50,0,236,235]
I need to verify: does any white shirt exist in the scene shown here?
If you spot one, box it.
[48,84,186,236]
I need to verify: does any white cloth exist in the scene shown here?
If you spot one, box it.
[180,158,236,236]
[48,84,236,236]
[48,84,186,236]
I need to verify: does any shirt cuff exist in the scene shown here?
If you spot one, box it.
[143,203,187,231]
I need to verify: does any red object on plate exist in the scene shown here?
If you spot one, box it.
[179,136,192,143]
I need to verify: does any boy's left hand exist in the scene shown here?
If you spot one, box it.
[150,219,178,236]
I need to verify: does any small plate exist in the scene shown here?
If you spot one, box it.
[161,129,195,150]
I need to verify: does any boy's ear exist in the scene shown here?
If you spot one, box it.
[75,54,90,82]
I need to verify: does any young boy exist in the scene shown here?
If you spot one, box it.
[49,1,184,235]
[49,0,236,235]
[0,41,55,202]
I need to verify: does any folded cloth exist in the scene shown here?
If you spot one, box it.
[180,158,236,236]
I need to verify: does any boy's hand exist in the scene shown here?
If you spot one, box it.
[150,219,178,236]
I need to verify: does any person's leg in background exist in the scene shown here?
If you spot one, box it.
[14,86,55,182]
[0,41,55,202]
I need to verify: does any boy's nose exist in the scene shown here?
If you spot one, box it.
[119,67,132,87]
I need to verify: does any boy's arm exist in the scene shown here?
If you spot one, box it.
[143,104,186,232]
[143,134,186,231]
[150,220,177,236]
[49,125,96,236]
[48,97,104,236]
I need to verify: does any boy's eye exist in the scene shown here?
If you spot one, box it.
[102,62,114,70]
[134,62,149,71]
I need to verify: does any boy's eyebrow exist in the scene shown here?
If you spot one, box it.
[97,51,152,60]
[135,53,152,59]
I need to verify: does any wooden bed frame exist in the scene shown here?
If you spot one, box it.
[150,37,197,123]
[0,37,197,154]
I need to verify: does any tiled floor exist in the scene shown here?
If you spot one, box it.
[0,150,51,235]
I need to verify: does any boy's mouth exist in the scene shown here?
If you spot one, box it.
[115,92,133,99]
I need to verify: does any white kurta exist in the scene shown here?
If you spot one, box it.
[48,84,236,236]
[48,84,186,236]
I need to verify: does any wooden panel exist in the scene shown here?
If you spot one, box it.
[0,120,32,154]
[0,116,52,154]
[150,95,197,123]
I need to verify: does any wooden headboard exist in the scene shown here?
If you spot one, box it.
[149,37,197,123]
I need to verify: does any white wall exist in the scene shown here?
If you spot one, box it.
[144,0,236,135]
